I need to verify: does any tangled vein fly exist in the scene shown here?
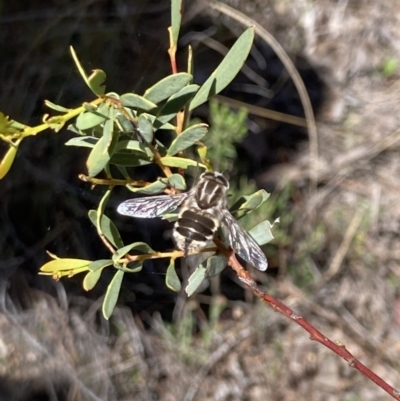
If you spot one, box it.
[117,171,268,271]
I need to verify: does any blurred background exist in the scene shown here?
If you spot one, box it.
[1,0,400,400]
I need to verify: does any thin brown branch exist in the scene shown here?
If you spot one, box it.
[214,239,400,401]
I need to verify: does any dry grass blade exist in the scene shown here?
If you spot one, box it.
[183,327,254,401]
[322,207,366,283]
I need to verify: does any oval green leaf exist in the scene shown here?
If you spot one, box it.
[157,84,199,124]
[160,156,206,169]
[110,153,152,167]
[170,0,183,47]
[65,136,98,148]
[186,265,207,296]
[168,174,186,190]
[115,140,151,156]
[120,93,157,111]
[88,210,124,249]
[167,123,208,155]
[138,114,154,142]
[76,111,108,131]
[86,109,115,177]
[143,73,192,104]
[189,27,254,110]
[166,259,181,292]
[248,219,275,246]
[231,189,270,218]
[102,269,124,319]
[83,269,102,291]
[116,114,135,133]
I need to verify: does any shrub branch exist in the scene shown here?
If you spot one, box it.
[214,239,400,401]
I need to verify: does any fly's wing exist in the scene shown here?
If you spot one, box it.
[222,211,268,271]
[117,193,188,218]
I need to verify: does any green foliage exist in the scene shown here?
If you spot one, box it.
[204,99,248,172]
[381,57,398,77]
[1,1,276,319]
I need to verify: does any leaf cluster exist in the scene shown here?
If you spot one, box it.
[1,4,275,319]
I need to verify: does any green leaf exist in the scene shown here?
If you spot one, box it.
[110,153,152,167]
[189,27,254,110]
[44,100,70,113]
[168,174,186,190]
[123,262,143,273]
[231,190,270,218]
[40,258,91,272]
[186,265,207,296]
[170,0,182,47]
[120,93,157,111]
[83,269,102,291]
[88,210,124,249]
[0,144,18,179]
[241,190,269,210]
[70,47,106,97]
[143,73,192,104]
[138,113,176,131]
[248,219,276,246]
[112,242,154,263]
[167,123,208,155]
[205,255,227,277]
[103,269,124,319]
[166,259,181,291]
[116,114,135,133]
[76,112,106,130]
[86,107,116,177]
[127,179,167,194]
[88,69,106,96]
[157,84,199,124]
[138,114,154,142]
[88,259,113,272]
[160,156,206,169]
[65,136,98,148]
[115,140,152,157]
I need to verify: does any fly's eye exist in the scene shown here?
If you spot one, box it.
[214,173,229,188]
[201,172,215,179]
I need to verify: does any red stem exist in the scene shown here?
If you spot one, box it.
[215,241,400,400]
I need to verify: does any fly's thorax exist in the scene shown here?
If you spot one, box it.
[194,172,229,210]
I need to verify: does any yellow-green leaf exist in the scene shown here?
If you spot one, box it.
[0,144,18,179]
[88,69,106,96]
[40,258,91,272]
[160,156,206,169]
